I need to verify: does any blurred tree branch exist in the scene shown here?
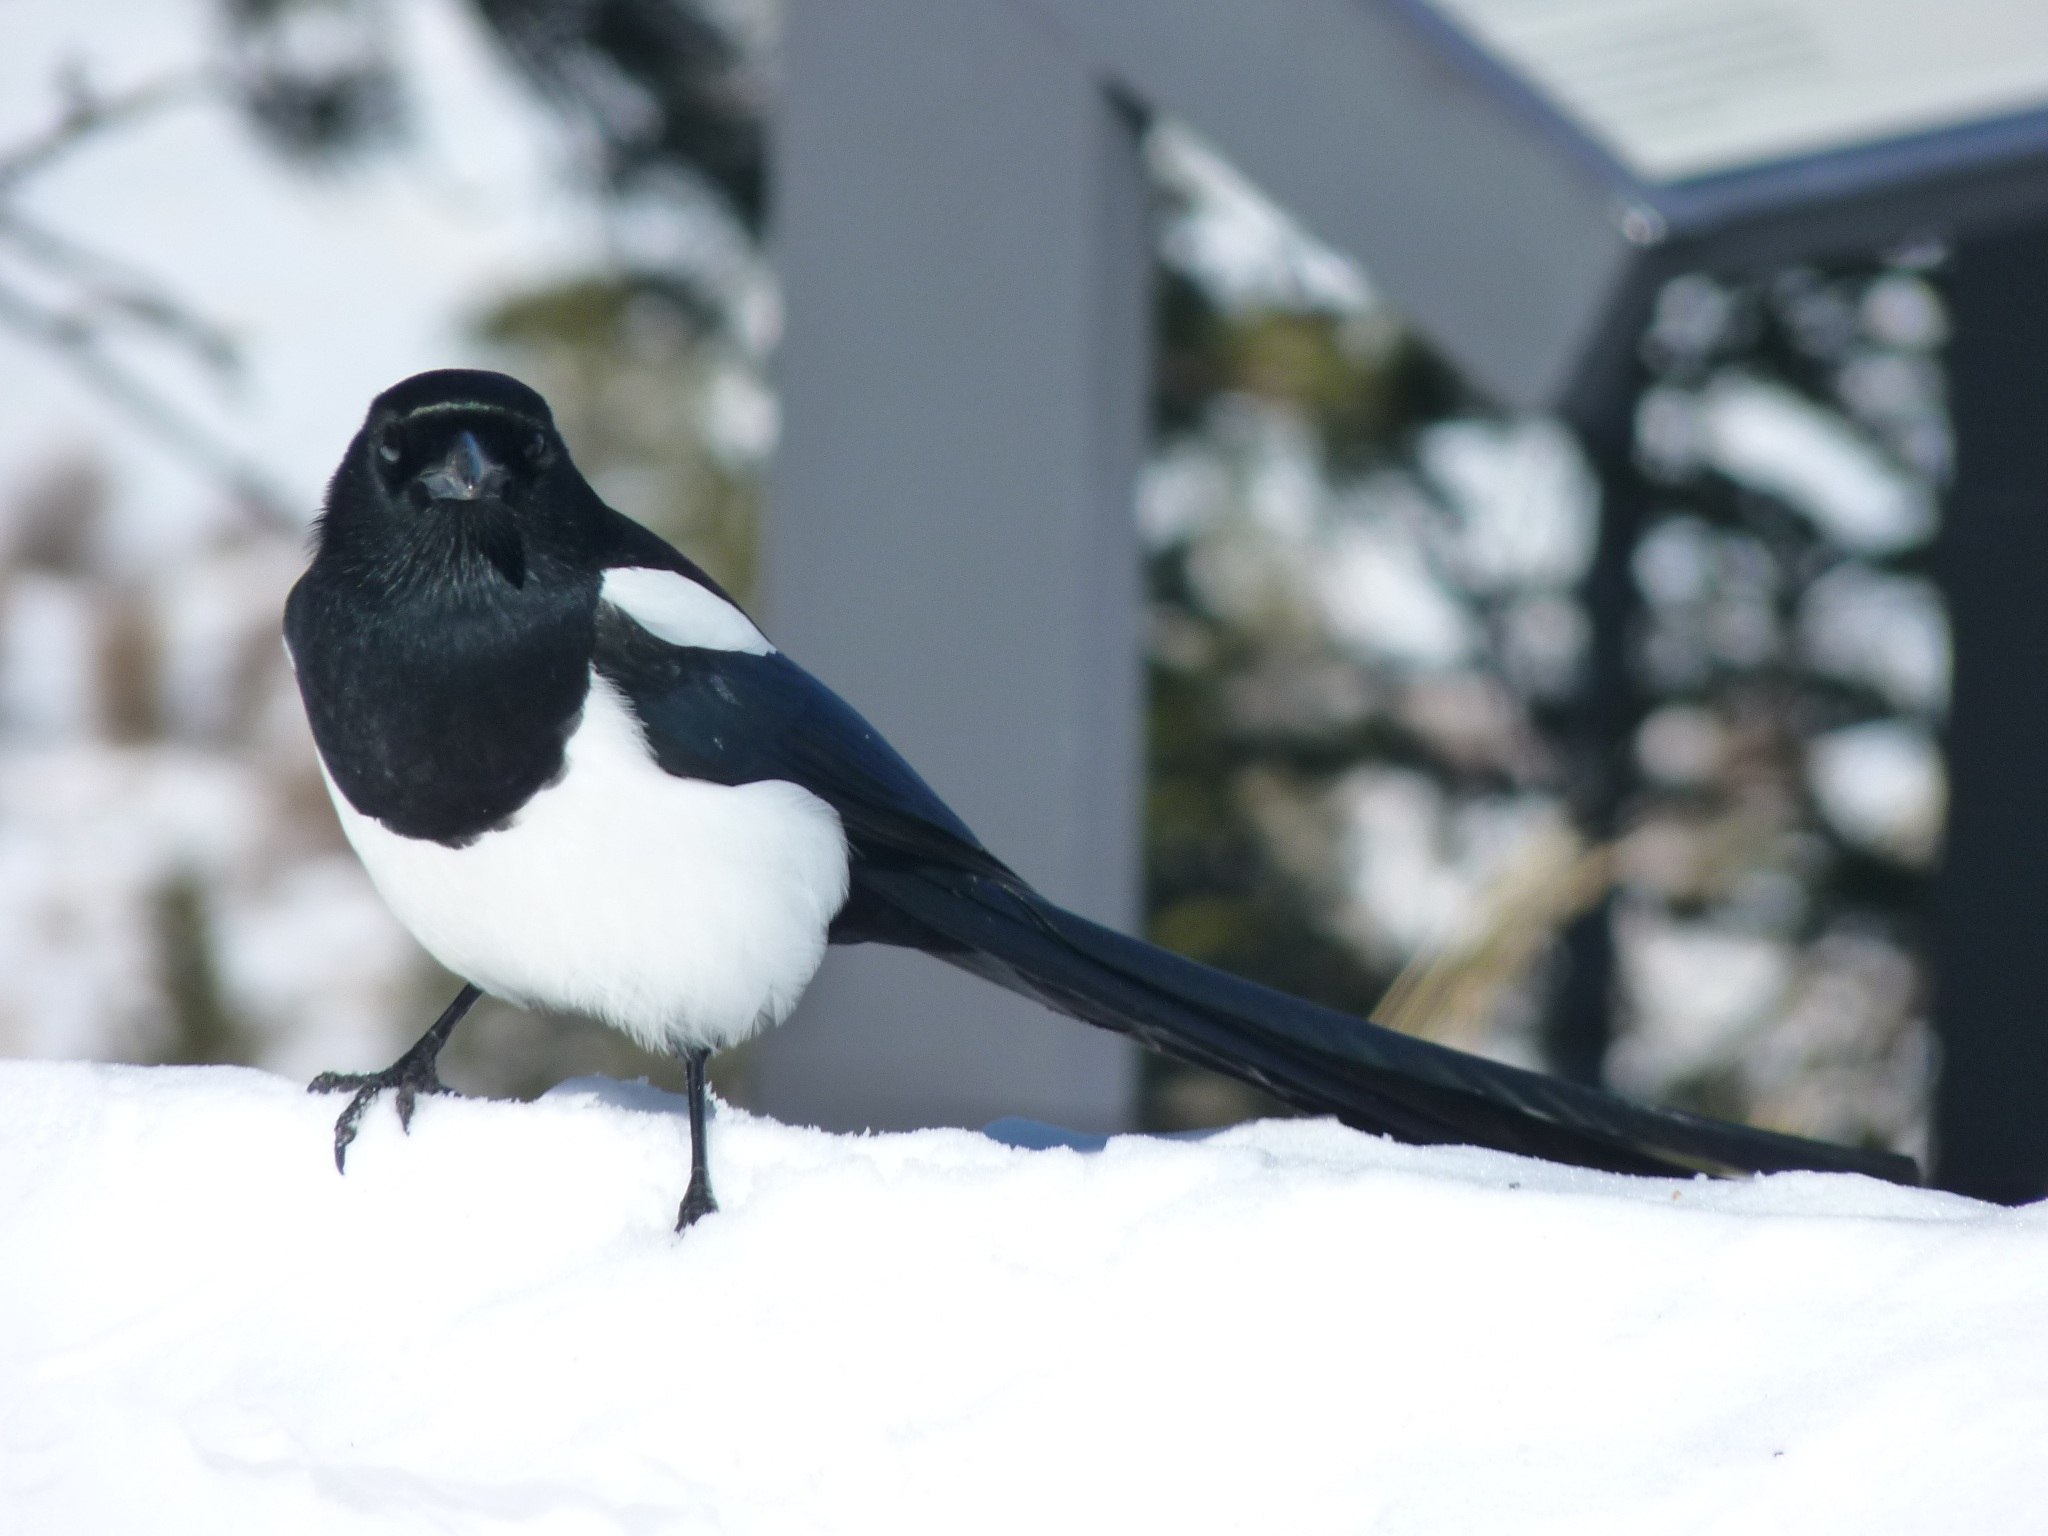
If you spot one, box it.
[0,68,206,191]
[0,66,290,520]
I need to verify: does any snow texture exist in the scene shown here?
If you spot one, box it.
[3,1060,2044,1534]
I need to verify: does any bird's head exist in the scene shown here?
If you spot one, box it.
[320,369,593,591]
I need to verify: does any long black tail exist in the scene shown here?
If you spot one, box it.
[856,864,1919,1185]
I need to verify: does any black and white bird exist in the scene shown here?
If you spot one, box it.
[286,369,1917,1230]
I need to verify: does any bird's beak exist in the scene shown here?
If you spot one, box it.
[418,430,510,502]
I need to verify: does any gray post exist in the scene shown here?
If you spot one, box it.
[750,0,1148,1133]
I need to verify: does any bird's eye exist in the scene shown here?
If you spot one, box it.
[525,431,553,468]
[376,426,403,465]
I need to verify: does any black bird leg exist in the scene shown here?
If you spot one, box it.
[675,1046,718,1231]
[309,983,481,1172]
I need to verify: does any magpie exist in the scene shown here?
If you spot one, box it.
[286,369,1918,1230]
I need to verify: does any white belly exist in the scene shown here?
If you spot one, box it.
[324,673,851,1054]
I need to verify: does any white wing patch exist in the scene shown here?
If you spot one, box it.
[600,566,773,655]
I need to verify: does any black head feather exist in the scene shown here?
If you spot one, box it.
[311,368,613,598]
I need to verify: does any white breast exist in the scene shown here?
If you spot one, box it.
[323,672,850,1055]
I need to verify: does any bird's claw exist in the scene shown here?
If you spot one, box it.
[675,1176,718,1233]
[308,1059,457,1172]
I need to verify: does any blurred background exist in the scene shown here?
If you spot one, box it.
[0,0,1969,1173]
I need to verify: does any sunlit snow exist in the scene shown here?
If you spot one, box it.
[5,1060,2042,1534]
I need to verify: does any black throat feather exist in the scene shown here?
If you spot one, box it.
[288,479,599,847]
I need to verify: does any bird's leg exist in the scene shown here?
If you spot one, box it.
[309,983,482,1172]
[675,1046,719,1231]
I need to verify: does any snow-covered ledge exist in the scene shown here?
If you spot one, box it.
[2,1060,2041,1533]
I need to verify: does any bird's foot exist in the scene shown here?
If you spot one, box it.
[308,1051,460,1172]
[675,1172,718,1233]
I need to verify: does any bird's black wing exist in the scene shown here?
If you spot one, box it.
[592,606,1008,880]
[594,606,1920,1188]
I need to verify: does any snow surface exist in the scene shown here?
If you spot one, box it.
[3,1061,2045,1534]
